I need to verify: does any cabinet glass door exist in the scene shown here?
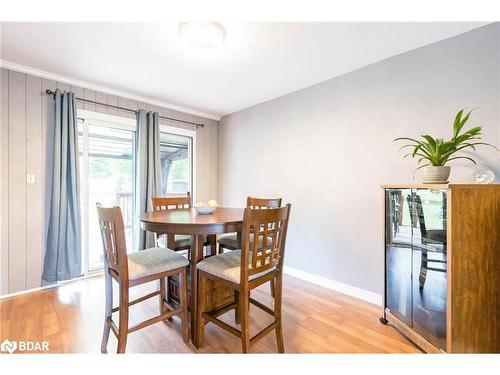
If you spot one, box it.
[385,188,413,326]
[410,188,448,350]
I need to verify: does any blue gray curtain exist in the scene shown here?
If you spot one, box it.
[135,110,161,250]
[42,90,82,283]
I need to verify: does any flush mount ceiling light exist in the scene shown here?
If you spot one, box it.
[178,22,226,49]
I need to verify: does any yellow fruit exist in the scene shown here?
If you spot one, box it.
[207,200,218,207]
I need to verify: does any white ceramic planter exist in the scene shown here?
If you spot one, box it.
[422,166,451,184]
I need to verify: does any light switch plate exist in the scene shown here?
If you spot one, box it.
[27,173,36,184]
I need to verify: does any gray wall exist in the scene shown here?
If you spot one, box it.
[0,69,218,294]
[218,23,500,294]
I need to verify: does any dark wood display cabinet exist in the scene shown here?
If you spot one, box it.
[380,184,499,353]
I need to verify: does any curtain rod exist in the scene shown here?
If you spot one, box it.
[44,89,204,128]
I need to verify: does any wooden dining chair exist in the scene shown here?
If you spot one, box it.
[218,196,283,298]
[217,196,283,253]
[152,194,193,252]
[96,203,189,353]
[151,195,214,254]
[196,204,291,353]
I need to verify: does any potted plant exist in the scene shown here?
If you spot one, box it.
[395,109,498,183]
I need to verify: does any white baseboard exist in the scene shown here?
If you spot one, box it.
[283,266,382,306]
[1,265,382,306]
[0,284,55,300]
[0,271,103,300]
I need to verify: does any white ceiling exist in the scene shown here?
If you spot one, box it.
[0,22,488,118]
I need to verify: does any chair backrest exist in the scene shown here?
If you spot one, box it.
[240,204,291,283]
[407,193,427,237]
[152,194,192,211]
[246,196,282,209]
[96,203,128,277]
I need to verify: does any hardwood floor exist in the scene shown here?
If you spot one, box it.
[0,274,421,353]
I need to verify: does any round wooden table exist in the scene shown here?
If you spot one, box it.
[139,207,245,343]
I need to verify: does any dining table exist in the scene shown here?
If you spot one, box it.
[139,207,245,344]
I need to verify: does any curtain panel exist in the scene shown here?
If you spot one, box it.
[42,90,82,283]
[135,110,161,250]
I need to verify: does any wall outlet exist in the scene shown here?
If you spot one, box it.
[26,173,36,184]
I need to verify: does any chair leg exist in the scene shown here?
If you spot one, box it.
[234,291,241,324]
[240,288,250,353]
[208,234,217,256]
[116,283,129,354]
[101,271,113,353]
[159,278,171,322]
[270,278,275,298]
[179,268,189,344]
[273,276,284,353]
[196,270,207,348]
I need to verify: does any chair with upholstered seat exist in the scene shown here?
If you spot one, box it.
[217,196,282,253]
[96,203,189,353]
[151,195,214,255]
[218,196,283,300]
[196,204,291,353]
[152,194,193,251]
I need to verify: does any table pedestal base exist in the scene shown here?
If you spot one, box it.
[166,271,235,313]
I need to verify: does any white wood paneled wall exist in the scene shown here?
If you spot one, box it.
[0,68,219,294]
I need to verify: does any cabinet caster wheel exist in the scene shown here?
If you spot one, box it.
[379,317,388,325]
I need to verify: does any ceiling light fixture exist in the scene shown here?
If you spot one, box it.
[178,22,226,49]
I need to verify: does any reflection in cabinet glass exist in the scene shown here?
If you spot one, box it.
[385,189,413,327]
[411,189,447,349]
[384,188,447,350]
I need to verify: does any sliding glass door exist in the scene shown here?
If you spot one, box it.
[79,119,136,272]
[78,113,195,274]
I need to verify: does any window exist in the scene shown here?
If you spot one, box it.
[159,132,193,196]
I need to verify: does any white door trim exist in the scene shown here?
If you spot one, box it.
[78,109,136,130]
[159,125,197,203]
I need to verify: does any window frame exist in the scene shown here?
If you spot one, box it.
[78,110,137,275]
[159,124,197,202]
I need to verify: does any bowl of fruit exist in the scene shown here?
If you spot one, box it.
[194,200,218,215]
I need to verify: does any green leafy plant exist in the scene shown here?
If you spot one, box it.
[394,109,498,175]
